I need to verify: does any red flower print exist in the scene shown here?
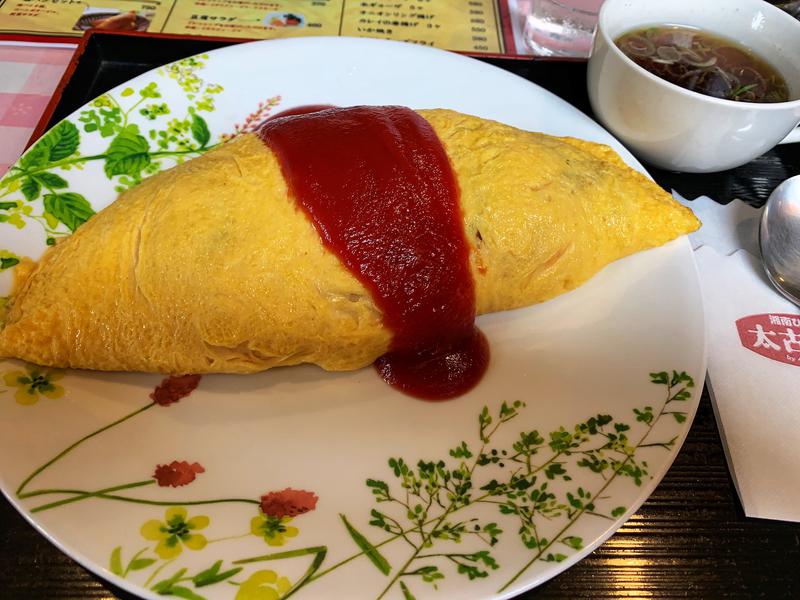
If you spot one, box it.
[153,460,205,487]
[150,374,201,406]
[260,488,318,518]
[220,95,281,142]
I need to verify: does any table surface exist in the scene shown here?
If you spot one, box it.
[1,44,800,600]
[0,42,75,176]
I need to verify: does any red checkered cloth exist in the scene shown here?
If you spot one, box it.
[0,42,76,176]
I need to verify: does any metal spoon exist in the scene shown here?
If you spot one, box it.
[759,175,800,307]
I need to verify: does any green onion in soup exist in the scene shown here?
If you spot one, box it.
[615,25,790,103]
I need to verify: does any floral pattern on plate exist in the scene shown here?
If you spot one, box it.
[2,365,695,599]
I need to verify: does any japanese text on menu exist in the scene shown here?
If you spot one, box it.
[0,0,505,55]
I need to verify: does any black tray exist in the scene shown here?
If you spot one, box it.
[4,30,800,600]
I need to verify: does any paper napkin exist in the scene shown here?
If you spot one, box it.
[694,246,800,521]
[673,192,761,257]
[677,191,800,521]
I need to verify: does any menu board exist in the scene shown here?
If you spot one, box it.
[0,0,518,55]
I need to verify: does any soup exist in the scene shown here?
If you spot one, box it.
[614,26,790,103]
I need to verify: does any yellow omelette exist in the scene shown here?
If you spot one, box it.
[0,109,699,373]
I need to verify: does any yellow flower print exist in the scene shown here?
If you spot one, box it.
[3,366,65,405]
[235,570,291,600]
[92,94,115,108]
[140,506,209,559]
[0,203,31,230]
[250,514,298,547]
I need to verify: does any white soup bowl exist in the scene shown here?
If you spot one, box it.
[587,0,800,173]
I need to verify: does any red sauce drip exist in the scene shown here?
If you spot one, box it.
[375,327,489,400]
[258,106,488,400]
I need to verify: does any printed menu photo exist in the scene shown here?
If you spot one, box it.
[0,0,170,35]
[0,0,518,56]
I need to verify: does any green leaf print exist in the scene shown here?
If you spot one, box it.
[0,54,234,236]
[19,144,49,170]
[190,114,210,148]
[24,121,81,167]
[561,535,583,550]
[20,178,40,202]
[139,81,161,99]
[191,560,242,587]
[649,371,669,385]
[340,514,391,575]
[109,546,123,576]
[43,192,95,231]
[0,256,20,270]
[42,121,80,162]
[79,106,123,138]
[399,581,417,600]
[34,172,69,189]
[152,568,188,593]
[0,250,21,271]
[104,125,151,178]
[129,558,156,571]
[158,585,204,600]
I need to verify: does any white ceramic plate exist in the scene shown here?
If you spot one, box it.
[0,37,706,600]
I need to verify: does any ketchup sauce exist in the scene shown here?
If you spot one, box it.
[266,104,336,120]
[258,106,488,399]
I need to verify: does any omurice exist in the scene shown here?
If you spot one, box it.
[0,107,699,398]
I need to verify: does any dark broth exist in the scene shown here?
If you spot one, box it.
[615,25,790,103]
